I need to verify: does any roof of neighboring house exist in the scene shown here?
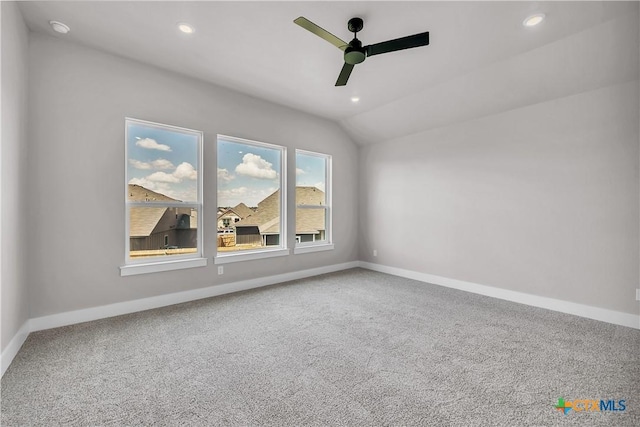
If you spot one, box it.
[236,186,325,234]
[295,186,325,234]
[235,189,280,233]
[232,202,253,219]
[217,202,253,223]
[128,184,176,202]
[129,184,176,237]
[218,209,241,219]
[130,207,168,237]
[128,184,196,236]
[131,207,197,236]
[296,186,325,206]
[296,208,324,234]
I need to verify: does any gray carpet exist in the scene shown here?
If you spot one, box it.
[2,268,639,426]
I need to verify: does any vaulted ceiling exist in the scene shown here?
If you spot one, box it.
[18,1,639,145]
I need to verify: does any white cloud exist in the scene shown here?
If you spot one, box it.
[218,186,248,198]
[218,186,277,207]
[151,159,175,170]
[147,171,180,183]
[129,159,152,170]
[128,158,174,172]
[174,162,197,180]
[296,168,305,175]
[136,138,172,152]
[129,162,198,201]
[128,177,172,196]
[128,177,153,188]
[235,153,277,180]
[143,162,196,183]
[167,187,197,202]
[217,168,234,183]
[218,187,249,207]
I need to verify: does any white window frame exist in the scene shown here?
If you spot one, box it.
[294,149,333,255]
[120,118,206,276]
[215,135,288,264]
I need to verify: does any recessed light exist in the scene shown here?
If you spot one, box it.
[178,23,195,34]
[49,21,70,34]
[523,13,545,27]
[351,96,360,103]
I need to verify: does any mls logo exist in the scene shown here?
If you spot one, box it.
[555,397,626,415]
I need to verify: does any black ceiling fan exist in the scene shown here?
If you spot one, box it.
[294,16,429,86]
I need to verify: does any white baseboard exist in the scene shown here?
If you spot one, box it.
[0,261,358,378]
[1,321,30,377]
[28,261,359,333]
[359,261,640,330]
[4,259,637,379]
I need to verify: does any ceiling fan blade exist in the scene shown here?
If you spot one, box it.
[335,63,355,86]
[365,32,429,57]
[294,17,349,51]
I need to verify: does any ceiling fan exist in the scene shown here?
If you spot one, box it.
[294,16,429,86]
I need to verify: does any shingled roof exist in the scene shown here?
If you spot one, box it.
[235,190,280,233]
[232,202,254,219]
[236,186,325,234]
[128,184,176,237]
[130,207,168,237]
[295,186,325,234]
[128,184,176,202]
[217,202,254,222]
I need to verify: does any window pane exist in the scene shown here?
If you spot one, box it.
[296,152,326,205]
[217,137,282,252]
[127,122,199,203]
[125,119,202,268]
[296,208,326,243]
[129,206,198,259]
[295,150,331,248]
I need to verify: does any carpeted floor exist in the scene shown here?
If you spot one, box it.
[1,268,639,426]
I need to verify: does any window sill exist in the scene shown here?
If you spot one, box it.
[120,257,208,276]
[294,243,334,255]
[215,248,290,264]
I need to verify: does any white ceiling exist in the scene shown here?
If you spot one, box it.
[17,1,639,145]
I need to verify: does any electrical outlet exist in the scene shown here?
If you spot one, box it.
[218,266,224,275]
[373,249,377,257]
[636,289,640,301]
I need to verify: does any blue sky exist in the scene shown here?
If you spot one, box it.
[217,139,281,207]
[127,122,199,202]
[128,126,326,207]
[295,152,326,197]
[217,140,327,207]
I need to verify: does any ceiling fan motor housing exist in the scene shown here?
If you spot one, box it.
[344,39,366,64]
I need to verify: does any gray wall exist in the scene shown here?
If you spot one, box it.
[359,71,639,313]
[26,33,358,318]
[4,3,638,349]
[1,2,30,350]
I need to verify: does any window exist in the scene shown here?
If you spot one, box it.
[294,150,333,254]
[216,135,287,263]
[121,118,205,276]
